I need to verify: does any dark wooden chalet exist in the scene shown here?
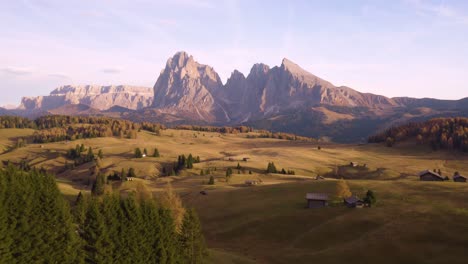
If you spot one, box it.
[454,174,467,183]
[419,170,444,181]
[306,193,328,208]
[344,196,364,208]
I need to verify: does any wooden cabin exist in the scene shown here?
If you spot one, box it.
[350,162,359,167]
[419,170,444,181]
[344,196,364,208]
[305,193,328,208]
[454,174,467,182]
[242,157,250,162]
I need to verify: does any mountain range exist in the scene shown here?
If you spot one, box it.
[9,51,468,142]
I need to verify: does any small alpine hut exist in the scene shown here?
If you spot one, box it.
[454,174,467,183]
[344,196,364,208]
[419,170,444,181]
[305,193,329,208]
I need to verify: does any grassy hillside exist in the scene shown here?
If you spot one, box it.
[1,127,468,263]
[185,180,468,264]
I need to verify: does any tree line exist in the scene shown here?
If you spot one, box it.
[368,118,468,152]
[174,125,253,134]
[0,165,207,263]
[247,131,315,142]
[0,115,166,144]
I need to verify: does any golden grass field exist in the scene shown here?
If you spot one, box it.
[1,128,468,263]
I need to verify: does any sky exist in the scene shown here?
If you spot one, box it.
[1,0,468,107]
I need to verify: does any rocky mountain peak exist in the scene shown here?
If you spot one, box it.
[166,51,193,70]
[152,52,227,122]
[249,63,270,76]
[227,70,246,83]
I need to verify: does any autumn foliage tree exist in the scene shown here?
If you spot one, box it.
[335,179,352,199]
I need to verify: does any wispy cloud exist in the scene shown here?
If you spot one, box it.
[1,67,33,75]
[48,73,71,79]
[408,0,468,25]
[101,68,122,74]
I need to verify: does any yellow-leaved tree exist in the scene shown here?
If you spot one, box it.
[160,182,186,233]
[335,178,352,199]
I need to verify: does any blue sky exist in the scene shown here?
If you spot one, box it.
[1,0,468,107]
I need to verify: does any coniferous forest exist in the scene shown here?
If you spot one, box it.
[0,165,207,264]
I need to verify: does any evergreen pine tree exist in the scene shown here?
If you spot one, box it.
[97,149,104,159]
[83,199,110,263]
[91,174,105,196]
[86,147,94,162]
[187,154,194,169]
[119,194,144,263]
[121,168,127,181]
[135,148,143,158]
[208,176,215,185]
[128,167,136,178]
[0,169,12,262]
[153,148,160,157]
[179,208,207,264]
[74,192,87,226]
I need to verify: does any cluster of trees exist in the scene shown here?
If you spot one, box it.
[31,123,140,143]
[0,116,35,129]
[0,165,81,263]
[0,115,167,144]
[65,144,99,168]
[175,125,253,134]
[266,162,278,173]
[140,122,165,134]
[134,148,160,158]
[280,168,295,175]
[107,168,137,182]
[176,154,200,172]
[247,131,315,142]
[368,118,468,152]
[264,162,296,175]
[0,165,207,263]
[335,179,377,206]
[160,154,200,177]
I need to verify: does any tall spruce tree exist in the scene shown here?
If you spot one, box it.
[179,208,207,264]
[91,174,106,196]
[83,199,110,263]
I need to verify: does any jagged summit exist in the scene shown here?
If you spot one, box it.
[165,51,194,70]
[152,52,227,122]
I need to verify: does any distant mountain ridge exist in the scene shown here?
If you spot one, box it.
[7,51,468,142]
[19,85,153,111]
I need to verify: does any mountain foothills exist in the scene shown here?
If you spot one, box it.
[11,52,468,142]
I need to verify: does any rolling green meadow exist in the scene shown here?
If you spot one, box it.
[1,127,468,263]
